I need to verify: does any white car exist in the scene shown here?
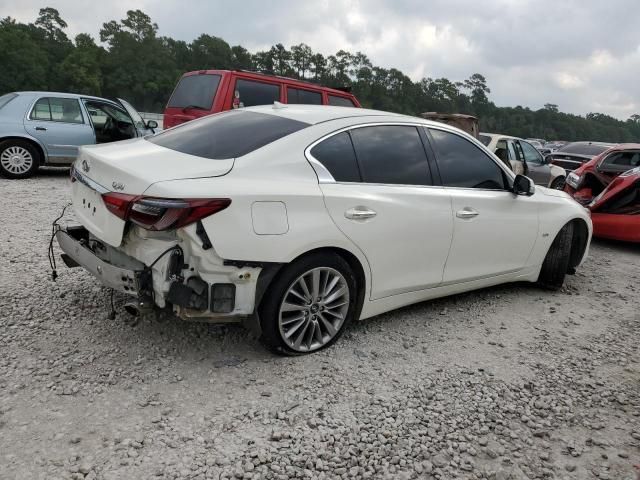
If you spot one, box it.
[480,133,566,189]
[56,105,592,355]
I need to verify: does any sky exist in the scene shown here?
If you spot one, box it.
[3,0,640,120]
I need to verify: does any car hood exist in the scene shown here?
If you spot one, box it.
[76,138,234,195]
[539,186,571,199]
[590,167,640,212]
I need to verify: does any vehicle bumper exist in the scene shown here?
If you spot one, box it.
[56,228,141,295]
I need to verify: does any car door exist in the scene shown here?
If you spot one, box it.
[427,127,539,284]
[518,139,550,185]
[117,98,151,136]
[310,124,454,300]
[23,96,95,163]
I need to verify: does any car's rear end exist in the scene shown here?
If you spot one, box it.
[55,108,313,322]
[163,70,228,129]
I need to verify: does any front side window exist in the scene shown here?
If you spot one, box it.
[309,132,361,182]
[235,79,280,108]
[519,140,544,164]
[287,87,322,105]
[328,95,355,107]
[148,110,308,159]
[31,97,83,123]
[429,129,507,190]
[167,74,221,110]
[350,126,432,186]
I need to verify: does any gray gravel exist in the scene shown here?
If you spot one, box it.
[1,170,639,480]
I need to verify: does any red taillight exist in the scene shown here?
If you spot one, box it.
[101,193,230,231]
[102,192,138,220]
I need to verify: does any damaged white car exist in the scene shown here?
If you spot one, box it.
[55,104,592,355]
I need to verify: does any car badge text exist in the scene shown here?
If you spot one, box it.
[81,159,90,172]
[112,182,125,191]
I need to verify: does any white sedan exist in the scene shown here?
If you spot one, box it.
[56,105,591,355]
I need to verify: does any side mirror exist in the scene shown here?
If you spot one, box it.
[513,174,535,196]
[146,120,158,130]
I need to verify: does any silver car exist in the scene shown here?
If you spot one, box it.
[0,91,157,178]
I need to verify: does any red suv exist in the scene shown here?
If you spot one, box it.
[163,70,361,129]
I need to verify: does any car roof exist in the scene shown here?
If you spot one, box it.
[241,103,413,125]
[13,91,117,103]
[181,70,356,97]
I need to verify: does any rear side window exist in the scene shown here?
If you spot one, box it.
[30,97,83,123]
[167,74,221,110]
[429,129,507,190]
[310,132,361,182]
[236,79,280,107]
[328,95,355,107]
[350,126,432,186]
[0,93,17,110]
[287,87,322,105]
[148,110,308,159]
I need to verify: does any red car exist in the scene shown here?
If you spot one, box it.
[564,144,640,242]
[163,70,362,129]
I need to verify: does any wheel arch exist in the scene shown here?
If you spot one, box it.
[568,218,589,270]
[255,246,368,322]
[0,135,47,164]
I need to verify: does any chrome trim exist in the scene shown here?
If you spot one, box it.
[71,166,109,194]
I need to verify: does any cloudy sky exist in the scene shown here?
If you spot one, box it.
[3,0,640,119]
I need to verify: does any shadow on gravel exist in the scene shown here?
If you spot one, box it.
[591,237,640,255]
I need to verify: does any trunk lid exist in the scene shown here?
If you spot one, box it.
[72,138,234,246]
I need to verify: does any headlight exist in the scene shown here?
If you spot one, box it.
[565,172,582,189]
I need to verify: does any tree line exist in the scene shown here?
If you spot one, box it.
[2,8,640,142]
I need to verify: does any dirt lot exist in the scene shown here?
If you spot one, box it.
[1,170,639,480]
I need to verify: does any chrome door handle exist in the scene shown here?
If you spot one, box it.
[456,208,479,219]
[345,207,377,220]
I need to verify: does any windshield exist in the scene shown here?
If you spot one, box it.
[167,73,221,110]
[0,93,17,110]
[558,142,614,156]
[147,110,309,159]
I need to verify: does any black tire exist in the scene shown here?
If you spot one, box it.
[259,252,357,356]
[0,139,41,179]
[550,176,565,190]
[538,222,574,290]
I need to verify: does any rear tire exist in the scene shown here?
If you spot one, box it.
[537,222,574,290]
[550,176,565,190]
[259,252,357,356]
[0,139,40,179]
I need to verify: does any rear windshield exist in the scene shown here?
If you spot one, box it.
[478,134,491,146]
[328,95,355,107]
[147,110,309,159]
[0,93,17,110]
[557,142,614,156]
[167,74,221,110]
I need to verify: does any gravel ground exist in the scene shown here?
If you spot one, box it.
[1,170,639,480]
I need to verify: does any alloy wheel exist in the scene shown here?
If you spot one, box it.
[278,267,350,353]
[0,146,33,175]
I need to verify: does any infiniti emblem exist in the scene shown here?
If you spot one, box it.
[81,159,90,172]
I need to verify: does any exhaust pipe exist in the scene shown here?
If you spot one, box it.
[123,297,154,317]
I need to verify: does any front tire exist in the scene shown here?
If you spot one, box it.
[259,252,357,355]
[0,139,40,179]
[549,176,565,190]
[537,222,574,290]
